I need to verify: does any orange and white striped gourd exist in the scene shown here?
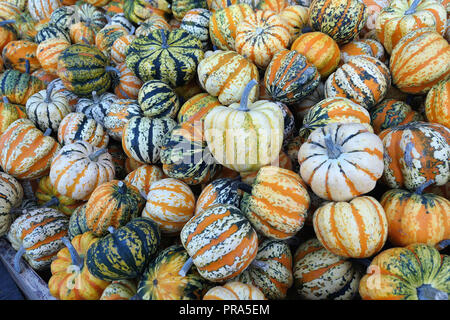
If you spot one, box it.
[28,0,61,21]
[425,79,450,128]
[124,164,165,197]
[203,281,266,300]
[36,38,71,75]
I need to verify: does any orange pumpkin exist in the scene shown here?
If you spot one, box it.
[371,99,423,134]
[111,63,143,100]
[2,40,40,73]
[36,38,71,75]
[0,19,17,52]
[69,22,97,45]
[278,5,309,39]
[110,34,136,65]
[425,79,450,128]
[124,164,165,197]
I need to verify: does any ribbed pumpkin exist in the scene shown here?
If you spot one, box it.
[0,97,27,135]
[100,280,137,300]
[180,203,259,282]
[68,204,89,240]
[69,22,97,45]
[235,10,291,69]
[0,19,17,52]
[2,40,40,73]
[36,38,71,75]
[103,100,143,141]
[85,180,145,236]
[31,69,58,85]
[160,122,219,186]
[195,178,241,215]
[35,176,84,216]
[0,118,61,180]
[172,0,208,21]
[371,99,423,134]
[376,0,447,54]
[48,232,111,300]
[203,281,266,300]
[278,5,309,39]
[208,4,254,51]
[360,38,387,63]
[57,112,109,148]
[299,97,372,141]
[95,24,128,58]
[110,63,143,100]
[309,0,368,44]
[339,40,377,64]
[86,217,161,281]
[293,238,362,300]
[325,55,391,109]
[233,239,293,300]
[135,15,170,37]
[10,207,69,272]
[125,29,204,87]
[0,172,23,237]
[240,150,293,185]
[197,50,259,106]
[49,5,76,32]
[75,91,118,126]
[49,140,115,201]
[142,178,196,234]
[110,34,136,65]
[124,164,165,197]
[313,196,388,258]
[264,49,320,104]
[425,79,449,128]
[57,44,113,97]
[298,123,384,201]
[137,245,210,300]
[359,244,450,300]
[180,8,212,50]
[137,80,180,118]
[177,93,220,124]
[379,121,450,191]
[204,80,283,173]
[389,27,450,94]
[123,0,158,24]
[122,115,177,164]
[34,25,70,44]
[0,2,21,21]
[206,0,241,11]
[0,69,45,105]
[27,0,61,21]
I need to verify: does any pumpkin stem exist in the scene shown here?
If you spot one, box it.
[43,128,52,136]
[2,96,9,104]
[435,239,450,251]
[405,0,421,15]
[238,80,258,112]
[416,284,448,300]
[178,257,193,277]
[42,196,60,208]
[61,237,84,270]
[92,90,99,103]
[89,148,107,161]
[14,246,25,273]
[414,179,435,195]
[324,134,342,159]
[212,45,217,51]
[44,81,56,103]
[301,26,312,33]
[129,25,136,36]
[140,190,148,200]
[251,260,269,271]
[160,30,169,49]
[25,59,30,74]
[403,142,414,167]
[117,181,127,194]
[108,226,116,234]
[0,20,15,26]
[105,66,120,76]
[232,181,252,194]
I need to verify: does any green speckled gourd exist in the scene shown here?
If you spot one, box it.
[137,245,211,300]
[138,80,180,118]
[86,217,161,281]
[172,0,208,21]
[68,203,89,240]
[57,44,113,97]
[125,28,204,87]
[34,25,70,44]
[0,69,45,105]
[49,5,77,32]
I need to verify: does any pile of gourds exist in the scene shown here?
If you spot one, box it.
[0,0,448,301]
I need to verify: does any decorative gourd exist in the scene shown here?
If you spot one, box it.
[313,196,388,258]
[360,38,387,63]
[264,49,320,104]
[11,207,69,272]
[49,140,115,201]
[123,0,163,25]
[110,63,143,100]
[290,81,325,121]
[359,244,450,300]
[0,118,61,180]
[325,55,391,109]
[95,24,128,58]
[110,33,136,64]
[0,172,23,237]
[121,115,177,164]
[233,239,293,300]
[138,80,180,118]
[124,164,165,197]
[103,99,143,141]
[425,79,449,128]
[293,238,362,300]
[177,93,220,124]
[142,178,196,234]
[85,180,145,236]
[69,21,97,45]
[0,97,27,135]
[256,0,288,12]
[180,203,259,282]
[299,97,372,141]
[2,40,40,73]
[240,150,293,185]
[107,14,135,34]
[180,8,212,50]
[27,0,61,21]
[172,0,208,21]
[0,69,45,105]
[35,176,84,216]
[76,3,108,30]
[57,43,114,97]
[298,123,384,201]
[125,29,204,87]
[160,122,219,185]
[360,0,389,37]
[57,112,109,148]
[389,27,450,94]
[51,78,79,109]
[36,38,71,76]
[203,281,266,300]
[197,50,259,106]
[68,204,89,240]
[235,10,290,69]
[86,217,161,281]
[195,177,241,216]
[371,99,423,134]
[25,82,71,133]
[100,280,137,300]
[208,4,254,51]
[49,5,76,32]
[137,245,210,300]
[308,0,368,44]
[75,91,118,125]
[376,0,447,54]
[278,5,309,39]
[204,80,283,173]
[135,15,170,37]
[0,2,21,21]
[239,166,309,240]
[0,19,17,52]
[34,25,70,44]
[339,40,376,64]
[380,183,450,247]
[31,69,58,85]
[379,121,450,191]
[48,232,111,300]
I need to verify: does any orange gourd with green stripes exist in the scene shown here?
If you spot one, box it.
[111,34,136,64]
[313,196,388,258]
[278,5,309,39]
[0,97,27,135]
[177,93,220,124]
[2,40,40,73]
[36,38,71,75]
[425,79,450,128]
[370,99,423,134]
[195,178,241,216]
[95,24,129,58]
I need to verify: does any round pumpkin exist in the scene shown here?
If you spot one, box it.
[100,280,137,300]
[195,177,242,216]
[0,172,23,237]
[135,14,170,37]
[180,8,212,50]
[138,80,180,118]
[0,97,27,136]
[103,100,143,141]
[0,69,45,105]
[0,19,17,52]
[36,38,71,75]
[177,93,221,124]
[28,0,61,21]
[75,91,118,126]
[278,5,309,40]
[68,204,89,240]
[124,164,165,197]
[2,40,40,73]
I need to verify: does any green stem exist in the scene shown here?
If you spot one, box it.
[61,237,84,269]
[405,0,421,15]
[414,180,434,195]
[89,148,107,161]
[14,246,25,273]
[43,196,59,208]
[324,134,342,159]
[417,284,448,300]
[178,257,193,277]
[238,80,258,112]
[44,81,56,103]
